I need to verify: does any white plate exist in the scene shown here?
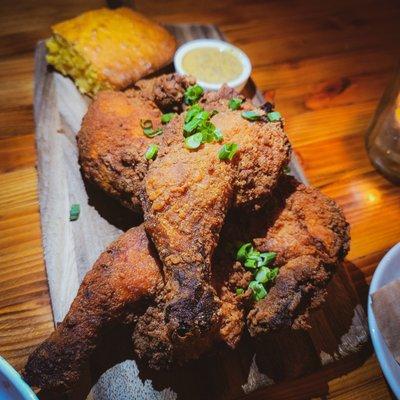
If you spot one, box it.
[368,242,400,399]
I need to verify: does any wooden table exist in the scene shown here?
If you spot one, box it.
[0,0,399,398]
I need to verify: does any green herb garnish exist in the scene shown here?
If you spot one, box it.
[284,165,291,174]
[145,144,158,160]
[140,119,163,138]
[249,281,267,301]
[228,98,243,110]
[241,110,263,121]
[235,242,279,301]
[267,111,282,122]
[184,84,204,105]
[183,105,223,149]
[218,143,238,160]
[236,243,253,262]
[69,204,80,221]
[161,113,176,124]
[236,288,244,295]
[185,131,203,149]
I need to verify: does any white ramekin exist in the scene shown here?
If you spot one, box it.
[174,39,252,92]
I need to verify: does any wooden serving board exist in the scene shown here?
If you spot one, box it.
[34,24,369,400]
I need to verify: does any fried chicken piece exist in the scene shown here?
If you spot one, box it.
[23,222,250,391]
[140,104,290,366]
[77,75,291,366]
[246,176,350,335]
[77,73,194,211]
[23,226,162,392]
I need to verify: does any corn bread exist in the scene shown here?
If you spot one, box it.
[46,8,176,95]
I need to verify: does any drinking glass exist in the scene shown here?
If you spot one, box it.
[366,61,400,183]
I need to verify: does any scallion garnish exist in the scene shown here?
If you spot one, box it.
[228,98,243,110]
[267,111,282,122]
[218,143,238,160]
[185,131,203,150]
[145,144,158,160]
[140,119,163,138]
[69,204,80,221]
[236,243,253,262]
[184,84,204,105]
[182,104,223,149]
[249,281,267,301]
[241,110,263,121]
[284,165,291,174]
[235,242,279,301]
[236,288,244,295]
[161,113,176,124]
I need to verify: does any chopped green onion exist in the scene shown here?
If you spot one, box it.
[284,165,291,174]
[249,281,267,301]
[140,119,162,138]
[185,131,203,149]
[183,104,223,149]
[214,128,223,142]
[228,98,243,110]
[241,110,263,121]
[184,84,204,105]
[161,113,176,124]
[145,144,158,160]
[255,266,271,283]
[267,111,282,122]
[244,258,258,269]
[236,243,253,262]
[235,243,279,301]
[69,204,80,221]
[218,143,238,160]
[184,110,210,134]
[236,288,244,295]
[185,104,203,122]
[257,252,277,267]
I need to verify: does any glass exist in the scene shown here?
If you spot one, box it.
[366,61,400,183]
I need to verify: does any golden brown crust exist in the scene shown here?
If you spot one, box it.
[51,8,176,91]
[246,176,350,335]
[77,74,196,211]
[77,90,161,210]
[23,226,162,392]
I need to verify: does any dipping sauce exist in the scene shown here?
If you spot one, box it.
[182,47,243,84]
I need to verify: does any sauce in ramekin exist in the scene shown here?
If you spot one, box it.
[182,47,243,84]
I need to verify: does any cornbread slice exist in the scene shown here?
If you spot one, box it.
[46,8,176,95]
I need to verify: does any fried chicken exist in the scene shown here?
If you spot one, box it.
[23,223,249,392]
[77,74,195,211]
[77,74,291,365]
[23,175,349,393]
[23,226,162,392]
[140,101,290,366]
[245,176,350,335]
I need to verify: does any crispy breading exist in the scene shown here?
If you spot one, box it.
[140,104,290,362]
[23,226,162,392]
[246,176,350,335]
[77,74,194,211]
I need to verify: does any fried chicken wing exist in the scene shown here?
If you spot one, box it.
[246,176,350,335]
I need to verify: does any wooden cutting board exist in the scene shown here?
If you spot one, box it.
[34,24,369,400]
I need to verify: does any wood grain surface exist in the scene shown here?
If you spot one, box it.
[1,0,400,399]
